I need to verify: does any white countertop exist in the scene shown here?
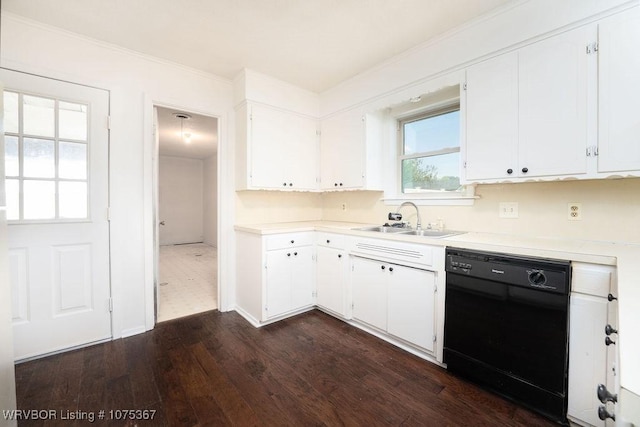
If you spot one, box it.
[235,220,640,404]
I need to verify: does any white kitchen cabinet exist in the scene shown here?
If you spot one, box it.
[351,255,438,353]
[236,102,319,190]
[597,7,640,175]
[568,263,618,427]
[316,233,350,318]
[464,25,594,183]
[235,231,315,325]
[387,265,436,352]
[464,52,518,181]
[351,256,388,331]
[319,111,384,191]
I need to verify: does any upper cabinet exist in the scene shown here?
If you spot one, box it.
[464,25,594,183]
[319,110,384,191]
[236,102,319,190]
[597,7,640,174]
[464,7,640,184]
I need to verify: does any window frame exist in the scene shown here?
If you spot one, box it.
[397,103,462,194]
[3,89,91,224]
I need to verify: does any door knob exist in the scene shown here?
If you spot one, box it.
[159,221,165,226]
[597,384,618,403]
[598,405,615,421]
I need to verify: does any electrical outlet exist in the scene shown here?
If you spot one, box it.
[568,203,582,221]
[341,203,347,211]
[499,202,519,218]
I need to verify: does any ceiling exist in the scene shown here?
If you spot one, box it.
[157,107,218,159]
[1,0,514,93]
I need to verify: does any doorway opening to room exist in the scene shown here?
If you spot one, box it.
[154,106,219,323]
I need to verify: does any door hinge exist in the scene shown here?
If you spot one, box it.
[463,82,467,91]
[586,146,599,157]
[463,161,467,169]
[434,284,437,293]
[106,207,111,221]
[586,42,598,54]
[316,130,321,136]
[432,335,437,343]
[108,298,113,313]
[107,115,112,130]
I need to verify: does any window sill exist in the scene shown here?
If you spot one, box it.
[382,195,477,206]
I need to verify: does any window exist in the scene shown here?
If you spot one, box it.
[398,105,461,194]
[3,91,89,221]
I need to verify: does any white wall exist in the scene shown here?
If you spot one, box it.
[203,154,217,246]
[0,13,235,338]
[158,156,204,245]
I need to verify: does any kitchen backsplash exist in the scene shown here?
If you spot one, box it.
[236,178,640,244]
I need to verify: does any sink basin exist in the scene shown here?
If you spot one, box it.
[355,226,411,233]
[398,229,464,238]
[354,226,464,238]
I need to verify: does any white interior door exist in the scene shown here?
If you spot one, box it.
[1,69,111,360]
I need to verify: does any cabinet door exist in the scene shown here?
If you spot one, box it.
[598,8,640,173]
[265,249,293,318]
[250,104,318,190]
[464,52,518,181]
[351,257,387,331]
[387,265,436,352]
[568,293,608,427]
[316,246,347,316]
[291,246,314,309]
[320,110,364,189]
[518,26,593,178]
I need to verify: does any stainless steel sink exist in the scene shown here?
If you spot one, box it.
[355,226,411,233]
[398,229,464,238]
[354,226,464,238]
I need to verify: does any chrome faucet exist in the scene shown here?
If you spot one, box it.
[397,201,422,230]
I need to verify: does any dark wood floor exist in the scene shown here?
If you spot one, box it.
[15,310,556,426]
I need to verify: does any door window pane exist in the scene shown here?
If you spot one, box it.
[4,135,19,176]
[59,182,87,219]
[3,91,19,133]
[59,102,87,141]
[59,142,87,179]
[23,95,55,137]
[23,180,55,219]
[23,138,55,178]
[5,179,20,220]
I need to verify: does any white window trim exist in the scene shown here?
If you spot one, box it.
[382,88,475,206]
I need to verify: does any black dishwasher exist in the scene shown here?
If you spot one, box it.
[444,247,571,424]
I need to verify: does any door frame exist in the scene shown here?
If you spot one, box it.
[142,94,230,330]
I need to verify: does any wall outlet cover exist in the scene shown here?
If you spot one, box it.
[499,202,519,218]
[568,203,582,221]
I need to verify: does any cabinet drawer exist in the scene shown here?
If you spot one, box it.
[571,262,614,297]
[265,232,314,250]
[316,232,345,249]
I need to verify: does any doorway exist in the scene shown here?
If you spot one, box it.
[154,106,218,322]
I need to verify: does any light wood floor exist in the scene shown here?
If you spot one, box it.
[157,243,217,322]
[15,310,556,426]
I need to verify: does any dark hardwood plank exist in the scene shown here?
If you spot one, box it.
[14,309,557,427]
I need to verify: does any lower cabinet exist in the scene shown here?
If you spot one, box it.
[568,262,618,427]
[316,244,350,318]
[352,256,437,353]
[235,231,315,325]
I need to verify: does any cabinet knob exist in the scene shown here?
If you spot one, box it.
[338,254,342,258]
[605,324,618,336]
[521,167,529,173]
[326,239,330,244]
[605,336,616,346]
[389,267,394,272]
[287,253,291,257]
[597,384,618,404]
[283,182,287,187]
[507,168,513,175]
[289,183,293,187]
[291,240,295,244]
[334,183,338,187]
[381,265,385,270]
[598,405,615,421]
[608,293,617,302]
[294,252,298,256]
[339,183,343,186]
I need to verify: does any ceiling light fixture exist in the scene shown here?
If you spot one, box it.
[172,112,192,144]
